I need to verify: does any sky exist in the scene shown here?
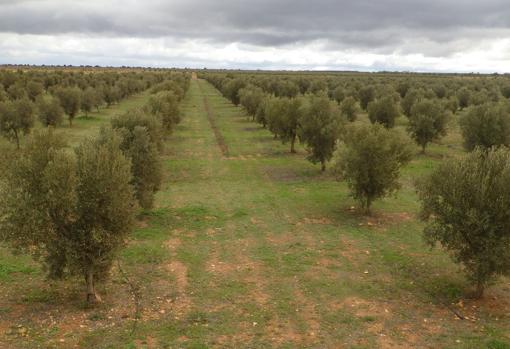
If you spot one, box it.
[1,0,510,73]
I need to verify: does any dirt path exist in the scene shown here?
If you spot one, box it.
[196,80,229,157]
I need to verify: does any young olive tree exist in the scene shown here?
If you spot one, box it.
[358,85,375,110]
[239,85,265,121]
[298,93,345,171]
[81,87,99,117]
[368,96,400,128]
[265,97,303,153]
[407,99,450,153]
[340,96,358,122]
[333,123,413,214]
[108,121,163,210]
[401,87,424,117]
[457,87,471,110]
[418,147,510,298]
[0,98,35,148]
[146,91,180,133]
[54,87,81,126]
[37,95,64,127]
[111,108,164,151]
[0,129,138,303]
[460,102,510,151]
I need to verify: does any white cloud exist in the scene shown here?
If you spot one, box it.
[1,33,510,73]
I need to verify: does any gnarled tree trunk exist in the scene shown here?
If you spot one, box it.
[85,267,102,304]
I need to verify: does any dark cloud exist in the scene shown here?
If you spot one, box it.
[0,0,509,71]
[1,0,509,52]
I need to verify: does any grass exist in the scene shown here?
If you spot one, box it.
[1,79,509,348]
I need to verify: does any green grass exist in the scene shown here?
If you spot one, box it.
[1,79,509,348]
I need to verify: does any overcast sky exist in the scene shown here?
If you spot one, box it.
[1,0,509,72]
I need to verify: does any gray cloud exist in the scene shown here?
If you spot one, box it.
[1,1,510,46]
[0,0,509,70]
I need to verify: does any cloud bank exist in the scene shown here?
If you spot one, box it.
[1,0,509,72]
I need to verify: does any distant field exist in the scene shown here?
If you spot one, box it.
[1,76,509,349]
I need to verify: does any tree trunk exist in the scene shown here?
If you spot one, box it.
[421,144,426,154]
[14,129,20,150]
[321,161,326,172]
[69,117,73,128]
[290,136,296,153]
[86,268,102,304]
[474,280,485,299]
[365,197,372,216]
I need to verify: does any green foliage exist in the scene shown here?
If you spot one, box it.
[36,95,64,127]
[401,87,424,117]
[457,87,471,110]
[340,96,358,122]
[367,96,400,128]
[7,83,27,100]
[358,85,375,110]
[265,96,303,152]
[223,78,246,106]
[26,81,44,102]
[0,129,137,303]
[54,86,81,126]
[81,87,100,116]
[418,148,510,297]
[0,98,35,148]
[332,85,345,103]
[459,102,510,151]
[105,125,163,210]
[333,123,413,214]
[298,93,345,170]
[111,108,164,151]
[239,85,265,118]
[255,97,269,128]
[444,95,458,114]
[407,99,449,152]
[147,91,181,133]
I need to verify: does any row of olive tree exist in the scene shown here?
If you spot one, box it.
[0,74,189,304]
[224,73,510,300]
[0,70,189,148]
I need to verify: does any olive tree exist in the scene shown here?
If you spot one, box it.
[332,86,345,104]
[81,87,99,117]
[368,96,400,128]
[407,99,450,153]
[417,147,510,298]
[0,129,137,303]
[26,81,44,102]
[401,88,424,117]
[223,78,246,106]
[146,91,180,133]
[0,98,35,148]
[460,102,510,151]
[109,118,163,210]
[340,96,358,122]
[265,97,303,153]
[111,108,164,151]
[37,95,64,127]
[358,85,375,110]
[239,85,266,120]
[457,87,471,110]
[333,123,413,214]
[298,93,345,171]
[54,87,81,126]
